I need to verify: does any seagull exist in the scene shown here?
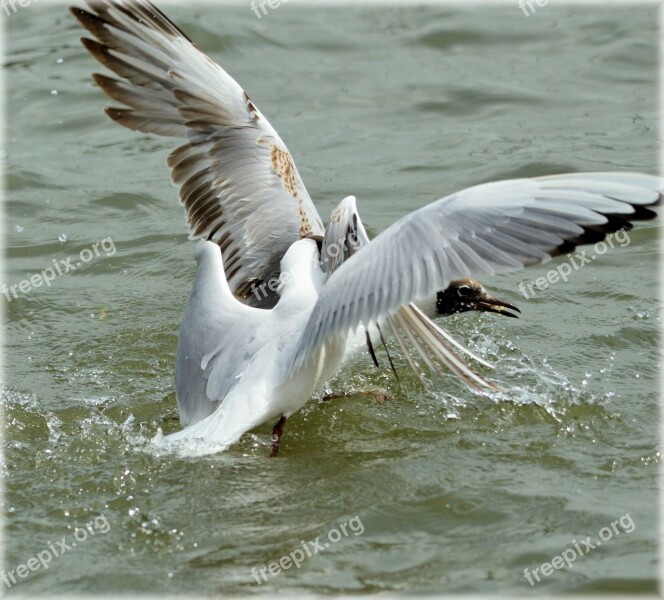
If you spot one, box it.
[70,5,518,380]
[71,1,661,456]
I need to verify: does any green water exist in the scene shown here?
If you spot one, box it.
[3,2,660,596]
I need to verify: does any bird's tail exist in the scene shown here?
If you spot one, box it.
[161,388,268,456]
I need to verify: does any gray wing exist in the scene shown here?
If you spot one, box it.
[321,196,498,390]
[290,172,662,374]
[176,241,268,427]
[72,1,324,305]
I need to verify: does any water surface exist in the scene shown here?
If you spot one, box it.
[3,2,660,596]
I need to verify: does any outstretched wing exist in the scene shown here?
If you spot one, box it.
[71,0,324,305]
[290,172,662,375]
[321,196,498,390]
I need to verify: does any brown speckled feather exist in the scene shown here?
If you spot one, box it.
[72,0,324,307]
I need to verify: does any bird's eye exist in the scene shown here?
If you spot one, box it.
[457,285,471,297]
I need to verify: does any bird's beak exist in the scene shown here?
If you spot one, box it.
[476,295,521,318]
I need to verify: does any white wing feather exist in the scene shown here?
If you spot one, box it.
[290,173,662,373]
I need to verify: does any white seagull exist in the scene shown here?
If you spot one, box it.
[72,1,661,456]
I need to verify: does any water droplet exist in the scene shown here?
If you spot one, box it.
[58,233,68,243]
[128,508,137,517]
[14,224,24,233]
[56,58,64,64]
[50,89,59,96]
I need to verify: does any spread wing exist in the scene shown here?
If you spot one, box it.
[290,172,662,375]
[321,196,498,390]
[71,0,324,305]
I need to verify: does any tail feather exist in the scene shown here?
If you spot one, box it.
[387,304,499,392]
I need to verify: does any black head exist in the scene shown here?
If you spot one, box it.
[436,278,520,318]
